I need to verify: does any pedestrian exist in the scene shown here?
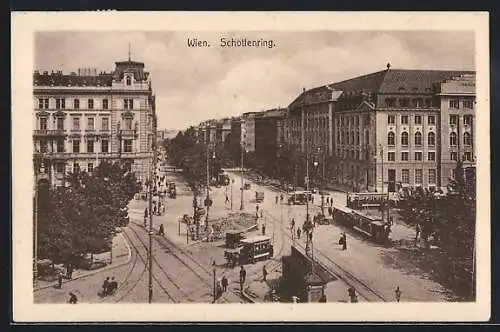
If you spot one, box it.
[280,193,284,202]
[57,271,64,289]
[262,265,268,282]
[102,277,110,295]
[239,265,246,292]
[152,204,157,215]
[415,224,421,241]
[225,195,229,204]
[389,216,394,226]
[262,223,266,235]
[342,233,347,250]
[291,218,295,230]
[66,263,74,279]
[311,195,315,204]
[68,292,78,304]
[348,287,357,303]
[158,224,165,236]
[297,227,301,239]
[221,275,228,292]
[108,277,118,295]
[395,286,402,302]
[276,195,279,204]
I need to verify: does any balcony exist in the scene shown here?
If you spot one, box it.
[33,129,66,137]
[120,129,137,138]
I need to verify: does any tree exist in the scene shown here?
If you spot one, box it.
[37,160,141,266]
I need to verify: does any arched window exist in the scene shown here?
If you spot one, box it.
[464,132,472,146]
[450,132,457,146]
[387,131,395,145]
[401,132,409,146]
[414,132,422,146]
[428,132,435,146]
[126,75,132,86]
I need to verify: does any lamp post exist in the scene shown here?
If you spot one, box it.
[212,260,217,303]
[230,178,234,210]
[240,142,245,211]
[33,158,46,288]
[148,113,158,304]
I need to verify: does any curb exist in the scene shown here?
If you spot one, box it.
[34,234,133,293]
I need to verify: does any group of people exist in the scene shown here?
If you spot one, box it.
[101,276,118,297]
[56,264,75,289]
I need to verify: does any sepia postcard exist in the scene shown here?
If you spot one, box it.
[11,11,490,322]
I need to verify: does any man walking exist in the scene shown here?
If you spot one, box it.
[262,266,268,282]
[297,227,301,239]
[239,266,246,292]
[221,275,228,292]
[415,224,421,241]
[291,218,295,240]
[225,194,229,204]
[395,286,402,302]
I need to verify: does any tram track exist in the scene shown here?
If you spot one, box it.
[238,174,387,302]
[268,205,387,302]
[129,221,250,303]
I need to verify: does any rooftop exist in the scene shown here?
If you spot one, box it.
[33,59,150,87]
[289,68,475,108]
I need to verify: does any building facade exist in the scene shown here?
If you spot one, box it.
[286,67,475,193]
[33,58,156,187]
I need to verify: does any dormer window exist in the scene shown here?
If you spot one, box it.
[126,75,132,86]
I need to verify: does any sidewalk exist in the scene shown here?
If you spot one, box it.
[35,232,131,292]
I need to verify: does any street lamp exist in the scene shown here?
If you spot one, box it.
[240,143,246,211]
[33,159,46,288]
[212,260,217,303]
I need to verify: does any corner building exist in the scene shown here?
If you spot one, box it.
[33,59,156,187]
[287,68,475,193]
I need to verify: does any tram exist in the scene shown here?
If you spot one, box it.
[346,192,387,209]
[331,204,390,244]
[224,235,273,266]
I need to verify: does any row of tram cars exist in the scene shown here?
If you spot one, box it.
[336,192,393,244]
[287,190,392,244]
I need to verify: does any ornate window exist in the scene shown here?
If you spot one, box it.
[387,131,395,145]
[464,132,472,146]
[450,132,457,146]
[428,132,436,146]
[414,132,422,146]
[401,132,409,146]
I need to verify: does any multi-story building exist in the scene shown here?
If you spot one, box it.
[436,74,476,189]
[33,58,156,187]
[241,112,259,152]
[287,66,475,193]
[254,108,286,176]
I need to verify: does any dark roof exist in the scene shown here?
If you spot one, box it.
[33,72,113,87]
[378,70,475,93]
[289,69,475,108]
[113,60,149,82]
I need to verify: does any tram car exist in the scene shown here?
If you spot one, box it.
[224,235,274,267]
[225,230,245,249]
[331,204,390,244]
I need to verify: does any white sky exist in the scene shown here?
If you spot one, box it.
[35,31,475,130]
